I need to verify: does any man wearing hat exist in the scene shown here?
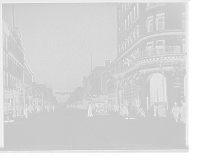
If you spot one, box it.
[171,102,180,122]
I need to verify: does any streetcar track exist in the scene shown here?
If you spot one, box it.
[61,116,76,149]
[63,110,115,148]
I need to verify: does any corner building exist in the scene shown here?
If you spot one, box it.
[113,3,186,116]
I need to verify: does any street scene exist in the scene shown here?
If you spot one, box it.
[2,3,188,151]
[4,106,186,150]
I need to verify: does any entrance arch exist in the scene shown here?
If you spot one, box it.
[148,73,167,105]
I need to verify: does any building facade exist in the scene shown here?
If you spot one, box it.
[82,66,105,100]
[23,61,33,106]
[3,20,34,120]
[32,82,42,109]
[107,60,117,109]
[112,2,186,117]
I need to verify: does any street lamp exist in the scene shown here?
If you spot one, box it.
[115,84,124,115]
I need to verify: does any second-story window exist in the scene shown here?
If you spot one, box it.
[156,13,165,30]
[132,29,136,42]
[147,16,153,33]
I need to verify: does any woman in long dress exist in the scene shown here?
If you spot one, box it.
[88,102,93,117]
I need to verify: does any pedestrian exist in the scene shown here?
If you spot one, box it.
[114,102,119,113]
[87,101,93,117]
[37,105,40,113]
[180,101,186,123]
[153,102,158,116]
[124,104,129,117]
[128,101,132,118]
[24,104,28,118]
[171,102,180,122]
[52,106,55,112]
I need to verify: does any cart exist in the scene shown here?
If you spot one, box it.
[95,101,108,115]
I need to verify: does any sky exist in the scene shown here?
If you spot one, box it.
[2,3,117,102]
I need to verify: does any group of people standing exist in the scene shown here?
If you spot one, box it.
[24,104,55,118]
[151,101,186,123]
[171,101,186,123]
[87,98,187,123]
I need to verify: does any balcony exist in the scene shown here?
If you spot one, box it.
[139,46,182,58]
[117,46,185,73]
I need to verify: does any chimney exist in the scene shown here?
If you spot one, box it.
[105,60,110,68]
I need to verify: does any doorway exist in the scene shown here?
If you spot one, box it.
[150,73,167,103]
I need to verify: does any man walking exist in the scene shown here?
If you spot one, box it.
[24,104,28,118]
[171,102,180,122]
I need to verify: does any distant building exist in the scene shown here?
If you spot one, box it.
[32,82,42,108]
[107,60,117,109]
[82,66,106,99]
